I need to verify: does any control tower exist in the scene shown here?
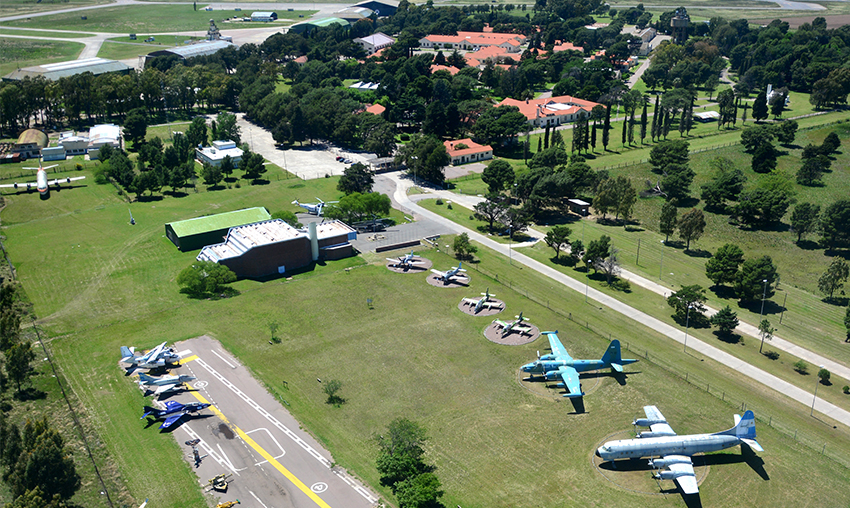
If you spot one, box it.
[671,7,690,45]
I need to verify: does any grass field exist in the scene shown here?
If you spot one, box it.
[0,0,109,17]
[0,29,95,38]
[2,162,850,507]
[97,41,174,61]
[0,37,84,76]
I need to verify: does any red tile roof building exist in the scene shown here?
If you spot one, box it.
[430,64,460,75]
[419,31,526,52]
[443,138,493,165]
[364,103,386,115]
[497,95,602,128]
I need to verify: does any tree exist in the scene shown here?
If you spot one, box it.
[375,418,429,489]
[240,151,267,181]
[819,199,850,249]
[659,201,677,242]
[473,195,508,232]
[677,208,706,251]
[710,306,739,337]
[337,163,374,195]
[481,160,515,194]
[544,226,571,259]
[818,257,849,301]
[594,248,622,285]
[818,367,831,384]
[735,255,778,302]
[705,244,745,286]
[452,233,478,261]
[666,285,708,322]
[700,157,746,212]
[186,117,208,148]
[734,176,795,226]
[602,103,611,150]
[797,156,826,186]
[776,120,798,145]
[176,261,237,297]
[7,420,80,501]
[123,108,147,149]
[740,124,775,152]
[794,359,808,374]
[323,379,344,406]
[758,318,774,353]
[649,139,689,173]
[821,131,841,155]
[325,192,391,224]
[845,304,850,342]
[501,208,530,240]
[771,92,787,118]
[268,320,280,343]
[661,163,696,200]
[752,89,769,122]
[394,472,443,508]
[6,341,34,393]
[751,142,777,174]
[395,135,449,186]
[583,235,611,273]
[200,162,223,187]
[271,210,301,228]
[217,111,241,143]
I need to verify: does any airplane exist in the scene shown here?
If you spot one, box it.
[461,288,503,314]
[292,198,338,216]
[386,251,423,269]
[493,312,532,336]
[141,400,211,429]
[0,157,85,198]
[120,341,180,370]
[596,406,764,495]
[520,332,638,397]
[137,373,196,396]
[430,262,468,284]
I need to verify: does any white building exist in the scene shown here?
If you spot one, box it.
[59,131,89,156]
[89,124,122,160]
[196,140,243,167]
[354,32,394,55]
[251,11,277,21]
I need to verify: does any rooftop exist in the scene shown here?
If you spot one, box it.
[4,57,131,81]
[444,138,492,157]
[15,129,48,147]
[167,207,271,238]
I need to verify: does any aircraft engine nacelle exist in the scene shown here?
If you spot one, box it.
[65,177,71,183]
[638,431,676,438]
[634,417,666,427]
[13,183,18,189]
[539,354,557,361]
[153,359,166,367]
[655,470,694,481]
[544,371,562,381]
[649,457,691,469]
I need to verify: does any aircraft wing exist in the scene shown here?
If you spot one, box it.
[554,366,583,397]
[0,181,36,188]
[546,332,571,360]
[669,461,698,494]
[163,400,183,412]
[430,269,444,276]
[153,384,178,395]
[644,405,676,435]
[159,413,185,429]
[483,301,503,309]
[47,176,86,185]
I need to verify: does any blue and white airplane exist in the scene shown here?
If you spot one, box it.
[431,262,468,284]
[137,373,196,396]
[596,406,764,494]
[120,341,180,370]
[387,251,424,269]
[141,400,211,429]
[292,198,337,216]
[461,288,503,313]
[521,332,637,397]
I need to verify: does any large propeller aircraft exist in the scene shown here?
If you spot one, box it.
[138,373,196,396]
[461,288,503,314]
[120,341,181,370]
[387,251,424,269]
[292,198,338,216]
[141,400,211,429]
[521,332,637,397]
[430,262,468,284]
[0,157,85,198]
[493,312,532,336]
[596,406,763,495]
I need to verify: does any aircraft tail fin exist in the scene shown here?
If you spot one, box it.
[715,410,763,450]
[120,346,135,362]
[137,373,155,383]
[601,340,637,369]
[141,406,157,419]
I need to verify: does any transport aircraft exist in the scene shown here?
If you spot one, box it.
[521,332,637,397]
[430,262,468,284]
[461,288,503,313]
[596,405,763,494]
[0,157,85,198]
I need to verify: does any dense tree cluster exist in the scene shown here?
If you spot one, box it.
[375,418,443,508]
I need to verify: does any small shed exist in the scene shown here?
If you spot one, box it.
[567,198,590,216]
[165,207,271,251]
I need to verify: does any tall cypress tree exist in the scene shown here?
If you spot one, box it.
[628,110,636,145]
[621,113,628,146]
[732,98,738,126]
[602,104,611,150]
[544,125,550,149]
[640,102,648,144]
[662,109,671,138]
[591,121,597,151]
[651,95,660,141]
[753,89,769,122]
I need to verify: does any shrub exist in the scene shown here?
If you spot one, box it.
[794,360,808,374]
[436,198,443,205]
[764,350,780,360]
[843,385,849,394]
[400,133,410,141]
[447,203,453,209]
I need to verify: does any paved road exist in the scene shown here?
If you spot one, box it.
[378,171,850,428]
[155,336,377,508]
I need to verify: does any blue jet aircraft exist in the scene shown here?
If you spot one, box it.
[521,331,637,397]
[142,400,211,429]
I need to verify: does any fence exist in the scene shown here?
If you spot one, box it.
[436,244,850,469]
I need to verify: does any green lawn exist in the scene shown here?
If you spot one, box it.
[97,41,175,61]
[0,29,95,38]
[0,0,109,17]
[0,38,84,76]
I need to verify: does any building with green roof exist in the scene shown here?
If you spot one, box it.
[288,17,350,34]
[165,207,271,251]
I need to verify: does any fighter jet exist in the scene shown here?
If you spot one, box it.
[292,198,338,216]
[461,288,503,313]
[120,342,180,370]
[138,373,196,396]
[141,400,211,429]
[430,262,468,284]
[493,312,532,336]
[387,251,423,270]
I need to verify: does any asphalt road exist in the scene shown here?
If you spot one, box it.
[147,336,378,508]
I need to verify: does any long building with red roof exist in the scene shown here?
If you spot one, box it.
[443,138,493,165]
[419,31,526,52]
[497,95,602,129]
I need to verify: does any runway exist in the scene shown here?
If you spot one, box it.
[145,335,377,508]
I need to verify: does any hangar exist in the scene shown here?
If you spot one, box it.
[145,40,233,65]
[251,11,278,21]
[12,129,48,159]
[352,0,398,17]
[197,219,357,278]
[165,207,272,251]
[288,17,350,34]
[2,57,132,82]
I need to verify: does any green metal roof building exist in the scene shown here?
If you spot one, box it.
[165,207,271,251]
[288,17,350,34]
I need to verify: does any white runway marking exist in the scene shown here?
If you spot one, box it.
[180,425,243,476]
[212,349,237,369]
[249,490,270,508]
[216,443,244,475]
[246,428,286,466]
[176,349,192,357]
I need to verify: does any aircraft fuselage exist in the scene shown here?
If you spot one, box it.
[36,169,49,195]
[596,433,744,461]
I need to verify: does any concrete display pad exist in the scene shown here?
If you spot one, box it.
[457,298,505,316]
[484,322,540,345]
[592,432,709,495]
[386,257,433,273]
[426,273,470,288]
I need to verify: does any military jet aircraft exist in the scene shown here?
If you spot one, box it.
[387,251,424,269]
[138,373,196,396]
[596,406,763,494]
[461,288,503,314]
[292,198,338,216]
[493,312,532,336]
[120,341,180,370]
[521,332,637,397]
[0,157,85,198]
[430,262,468,284]
[142,400,211,429]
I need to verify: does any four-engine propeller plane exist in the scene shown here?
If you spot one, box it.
[138,373,196,396]
[120,342,180,370]
[292,198,338,216]
[493,312,532,336]
[387,251,423,269]
[596,405,763,494]
[521,332,637,397]
[142,400,212,429]
[430,262,468,284]
[461,288,503,313]
[0,157,85,198]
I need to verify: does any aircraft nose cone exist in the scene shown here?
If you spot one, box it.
[595,448,602,458]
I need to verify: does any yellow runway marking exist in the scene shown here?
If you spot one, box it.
[187,391,332,508]
[180,355,199,364]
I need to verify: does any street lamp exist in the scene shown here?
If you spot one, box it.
[659,240,665,280]
[812,365,826,416]
[683,303,693,353]
[508,227,512,265]
[759,279,768,319]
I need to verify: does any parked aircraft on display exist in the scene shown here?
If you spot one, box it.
[596,406,764,494]
[141,400,211,429]
[387,251,423,269]
[521,332,637,397]
[292,198,337,216]
[461,288,503,313]
[493,312,532,336]
[138,373,196,396]
[120,342,180,370]
[431,262,468,284]
[0,157,85,198]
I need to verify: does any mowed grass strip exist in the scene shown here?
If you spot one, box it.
[0,0,109,17]
[4,172,850,507]
[0,29,96,38]
[0,38,84,76]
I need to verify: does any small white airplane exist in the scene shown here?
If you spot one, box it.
[431,262,468,284]
[493,312,532,336]
[120,342,180,370]
[137,373,196,396]
[292,198,338,216]
[0,157,85,198]
[461,288,503,313]
[386,251,423,269]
